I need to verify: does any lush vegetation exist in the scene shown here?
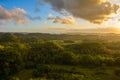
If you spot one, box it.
[0,33,120,80]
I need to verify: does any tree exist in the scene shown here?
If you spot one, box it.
[0,33,20,43]
[0,47,23,79]
[54,51,77,65]
[25,41,64,68]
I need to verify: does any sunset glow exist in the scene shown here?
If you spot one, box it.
[0,0,120,33]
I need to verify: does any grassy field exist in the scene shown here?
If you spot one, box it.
[1,33,120,80]
[14,64,120,80]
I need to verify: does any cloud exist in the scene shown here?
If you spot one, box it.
[51,27,120,33]
[0,20,5,25]
[118,18,120,21]
[48,14,76,24]
[43,0,119,24]
[34,8,40,12]
[27,15,41,21]
[0,6,27,24]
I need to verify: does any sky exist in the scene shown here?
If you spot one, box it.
[0,0,120,33]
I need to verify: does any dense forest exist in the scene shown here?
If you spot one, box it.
[1,33,120,80]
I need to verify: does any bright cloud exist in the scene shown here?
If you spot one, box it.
[42,0,119,24]
[48,14,76,24]
[0,6,27,24]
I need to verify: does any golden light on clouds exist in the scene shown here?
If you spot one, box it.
[44,0,119,24]
[48,14,76,24]
[99,0,107,3]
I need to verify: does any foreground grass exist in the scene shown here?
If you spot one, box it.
[14,64,120,80]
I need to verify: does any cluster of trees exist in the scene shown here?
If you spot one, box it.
[0,33,120,79]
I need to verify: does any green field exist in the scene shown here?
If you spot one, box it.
[0,33,120,80]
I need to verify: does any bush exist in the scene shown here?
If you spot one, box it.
[54,51,77,65]
[33,64,50,77]
[0,47,23,79]
[114,69,120,76]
